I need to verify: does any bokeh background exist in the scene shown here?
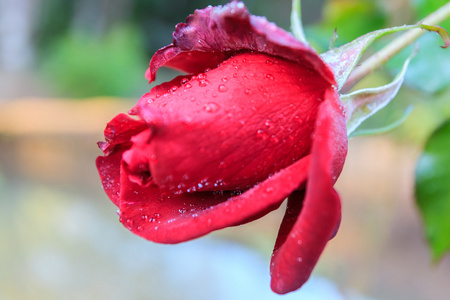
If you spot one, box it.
[1,0,450,299]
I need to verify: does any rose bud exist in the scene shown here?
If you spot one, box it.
[97,0,449,294]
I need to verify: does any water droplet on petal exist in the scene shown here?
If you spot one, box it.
[218,84,228,92]
[266,74,274,80]
[204,102,220,112]
[199,79,210,87]
[297,257,303,262]
[233,73,238,78]
[265,186,274,193]
[221,76,228,83]
[256,129,269,140]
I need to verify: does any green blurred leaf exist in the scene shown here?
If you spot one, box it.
[307,0,386,52]
[415,118,450,261]
[41,25,148,98]
[413,0,450,29]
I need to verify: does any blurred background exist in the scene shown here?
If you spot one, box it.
[1,0,450,299]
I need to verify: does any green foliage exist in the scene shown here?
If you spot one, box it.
[415,119,450,261]
[413,0,450,29]
[41,25,148,98]
[307,0,386,52]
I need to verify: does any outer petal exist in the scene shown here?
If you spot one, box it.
[96,114,147,205]
[134,53,330,194]
[270,88,347,294]
[118,154,311,243]
[146,1,334,85]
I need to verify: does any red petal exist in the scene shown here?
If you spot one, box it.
[118,154,311,243]
[96,149,124,206]
[134,52,329,194]
[146,1,334,85]
[96,114,148,205]
[270,88,347,294]
[98,113,147,155]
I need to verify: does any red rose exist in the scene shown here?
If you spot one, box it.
[96,1,347,294]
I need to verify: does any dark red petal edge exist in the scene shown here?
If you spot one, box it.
[118,155,312,244]
[146,1,335,86]
[96,113,147,205]
[270,88,348,294]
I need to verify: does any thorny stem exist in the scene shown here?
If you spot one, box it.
[342,2,450,93]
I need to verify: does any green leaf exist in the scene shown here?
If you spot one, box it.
[415,119,450,261]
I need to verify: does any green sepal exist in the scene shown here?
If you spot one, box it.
[320,23,450,91]
[341,55,412,136]
[291,0,307,43]
[348,106,413,138]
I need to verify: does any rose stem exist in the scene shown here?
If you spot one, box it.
[341,1,450,93]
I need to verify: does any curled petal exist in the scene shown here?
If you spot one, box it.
[270,89,347,294]
[118,155,311,243]
[146,1,334,85]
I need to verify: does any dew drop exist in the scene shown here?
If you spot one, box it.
[204,102,220,112]
[218,84,228,92]
[244,89,251,95]
[179,208,186,214]
[297,257,303,262]
[266,74,274,80]
[221,76,228,83]
[199,79,210,87]
[233,73,238,78]
[265,186,274,193]
[180,78,189,85]
[137,226,143,232]
[184,82,192,89]
[256,129,269,140]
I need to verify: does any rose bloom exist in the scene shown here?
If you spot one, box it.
[96,1,347,294]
